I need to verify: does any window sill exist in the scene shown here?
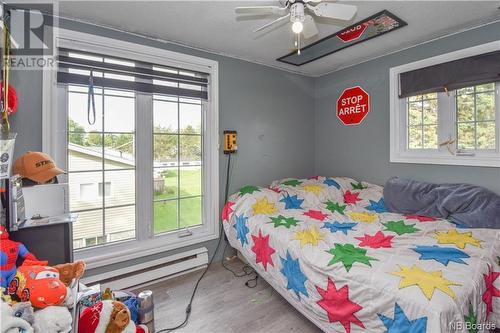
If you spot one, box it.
[74,226,219,270]
[390,152,500,168]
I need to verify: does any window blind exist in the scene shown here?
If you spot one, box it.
[399,50,500,98]
[57,48,209,100]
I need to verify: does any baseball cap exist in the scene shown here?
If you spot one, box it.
[13,151,65,184]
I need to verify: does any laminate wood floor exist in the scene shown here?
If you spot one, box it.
[143,258,322,333]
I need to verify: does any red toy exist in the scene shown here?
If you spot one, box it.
[0,226,39,289]
[9,263,67,308]
[0,80,18,115]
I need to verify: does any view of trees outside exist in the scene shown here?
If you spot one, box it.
[456,83,496,150]
[407,83,497,151]
[67,84,204,248]
[153,97,202,234]
[407,93,438,149]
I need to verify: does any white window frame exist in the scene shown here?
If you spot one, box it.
[42,29,219,269]
[390,40,500,168]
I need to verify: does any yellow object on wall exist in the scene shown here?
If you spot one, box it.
[224,130,237,154]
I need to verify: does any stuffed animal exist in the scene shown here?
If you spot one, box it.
[53,260,86,287]
[78,300,138,333]
[11,302,35,326]
[0,226,40,289]
[0,299,34,333]
[8,263,67,308]
[32,305,72,333]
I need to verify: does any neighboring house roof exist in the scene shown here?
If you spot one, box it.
[68,143,198,168]
[69,143,136,167]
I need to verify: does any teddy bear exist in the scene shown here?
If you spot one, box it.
[53,260,86,287]
[78,300,138,333]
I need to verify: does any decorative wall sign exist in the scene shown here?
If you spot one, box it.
[277,10,407,66]
[336,86,370,126]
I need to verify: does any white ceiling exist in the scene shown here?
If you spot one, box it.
[58,1,500,77]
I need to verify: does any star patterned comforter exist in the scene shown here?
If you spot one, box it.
[222,176,500,333]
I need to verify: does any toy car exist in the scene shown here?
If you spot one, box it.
[8,265,67,308]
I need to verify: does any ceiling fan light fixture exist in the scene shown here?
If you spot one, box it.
[292,21,303,34]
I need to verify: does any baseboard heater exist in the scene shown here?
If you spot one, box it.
[81,247,208,290]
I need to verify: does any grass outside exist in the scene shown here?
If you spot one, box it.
[154,168,202,234]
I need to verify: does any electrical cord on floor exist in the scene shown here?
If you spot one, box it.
[220,241,259,288]
[157,154,233,333]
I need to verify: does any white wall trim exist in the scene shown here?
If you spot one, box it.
[43,28,220,268]
[389,40,500,168]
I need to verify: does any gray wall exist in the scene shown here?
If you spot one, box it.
[315,20,500,194]
[9,18,315,275]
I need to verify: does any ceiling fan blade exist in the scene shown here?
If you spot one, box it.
[253,14,290,33]
[302,15,319,39]
[235,6,287,15]
[307,3,357,21]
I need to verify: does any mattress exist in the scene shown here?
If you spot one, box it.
[222,176,500,333]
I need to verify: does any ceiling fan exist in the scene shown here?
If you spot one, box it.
[235,0,357,52]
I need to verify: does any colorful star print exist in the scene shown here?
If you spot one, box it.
[378,303,427,333]
[303,209,329,221]
[404,214,437,222]
[434,229,482,249]
[222,201,234,222]
[344,191,361,205]
[326,243,378,272]
[269,187,281,193]
[239,185,260,196]
[294,226,325,248]
[464,303,478,333]
[251,230,275,270]
[482,264,500,318]
[308,176,320,180]
[269,215,299,229]
[355,231,394,249]
[316,278,365,333]
[279,194,304,210]
[348,212,377,223]
[322,221,357,235]
[252,197,277,215]
[282,179,302,187]
[365,198,387,213]
[323,178,340,189]
[382,220,420,235]
[412,245,469,266]
[324,200,346,215]
[351,182,366,190]
[234,214,249,246]
[303,184,323,195]
[280,251,308,299]
[390,265,461,300]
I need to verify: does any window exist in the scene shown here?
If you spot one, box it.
[456,83,496,150]
[407,93,438,149]
[67,81,136,250]
[153,94,203,234]
[44,30,219,267]
[390,42,500,167]
[98,182,112,197]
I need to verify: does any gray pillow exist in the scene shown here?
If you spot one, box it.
[383,177,500,229]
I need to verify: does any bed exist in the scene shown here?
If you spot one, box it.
[222,176,500,333]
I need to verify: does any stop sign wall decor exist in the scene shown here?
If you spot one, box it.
[337,23,368,43]
[336,86,370,126]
